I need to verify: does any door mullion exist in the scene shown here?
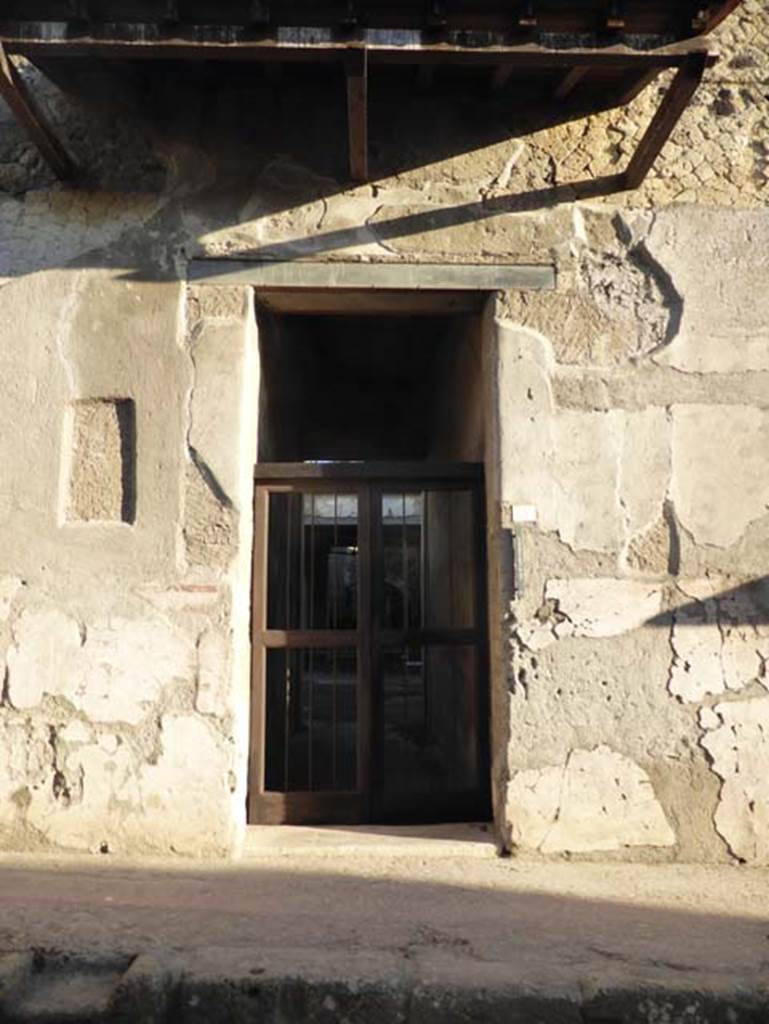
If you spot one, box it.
[358,483,374,817]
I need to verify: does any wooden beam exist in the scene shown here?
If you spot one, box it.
[0,42,78,181]
[490,65,513,92]
[2,35,716,71]
[416,63,435,90]
[692,0,742,33]
[615,67,659,105]
[622,53,707,190]
[553,65,588,100]
[345,44,368,182]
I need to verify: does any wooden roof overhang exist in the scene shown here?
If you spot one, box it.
[0,2,738,188]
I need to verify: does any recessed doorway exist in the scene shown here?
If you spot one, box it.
[249,306,491,826]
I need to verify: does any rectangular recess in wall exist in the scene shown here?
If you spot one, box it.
[67,398,136,524]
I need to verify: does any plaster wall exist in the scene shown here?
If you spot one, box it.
[0,2,766,858]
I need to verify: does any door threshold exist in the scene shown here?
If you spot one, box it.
[240,822,496,860]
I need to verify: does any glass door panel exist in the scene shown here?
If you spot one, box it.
[380,489,476,632]
[266,491,358,630]
[265,647,358,793]
[374,487,486,821]
[378,643,481,819]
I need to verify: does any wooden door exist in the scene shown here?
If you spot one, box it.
[248,463,489,825]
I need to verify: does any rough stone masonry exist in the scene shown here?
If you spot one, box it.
[0,3,767,861]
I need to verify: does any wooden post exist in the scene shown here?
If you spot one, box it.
[0,43,79,182]
[622,54,707,190]
[345,44,368,182]
[553,66,588,100]
[490,65,513,92]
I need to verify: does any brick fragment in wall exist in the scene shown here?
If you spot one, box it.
[67,399,136,524]
[507,746,675,854]
[700,698,769,863]
[668,579,769,703]
[5,608,196,723]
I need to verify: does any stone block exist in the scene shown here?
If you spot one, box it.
[189,320,249,508]
[136,715,232,853]
[6,608,82,710]
[700,697,769,863]
[671,405,769,549]
[498,322,671,553]
[67,398,136,523]
[507,746,675,853]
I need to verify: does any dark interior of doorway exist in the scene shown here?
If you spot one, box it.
[256,310,485,463]
[253,306,490,828]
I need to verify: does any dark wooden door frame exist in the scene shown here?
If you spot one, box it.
[247,461,489,826]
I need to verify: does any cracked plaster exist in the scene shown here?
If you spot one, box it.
[668,579,769,703]
[700,698,769,863]
[507,746,675,854]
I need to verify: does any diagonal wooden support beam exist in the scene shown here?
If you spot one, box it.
[345,44,368,182]
[553,66,588,100]
[0,43,78,181]
[622,53,707,190]
[692,0,742,33]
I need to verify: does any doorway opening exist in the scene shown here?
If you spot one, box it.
[249,305,490,826]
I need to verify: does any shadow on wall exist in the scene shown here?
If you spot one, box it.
[0,58,641,281]
[645,577,769,628]
[0,855,767,1020]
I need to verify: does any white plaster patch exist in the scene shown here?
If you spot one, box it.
[671,406,769,549]
[137,715,231,851]
[6,608,83,710]
[0,719,53,827]
[668,579,769,703]
[700,699,769,863]
[542,578,663,644]
[0,577,22,621]
[195,629,231,716]
[507,746,675,853]
[26,737,140,851]
[72,618,196,725]
[5,609,196,722]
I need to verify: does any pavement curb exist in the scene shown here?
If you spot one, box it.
[2,950,769,1024]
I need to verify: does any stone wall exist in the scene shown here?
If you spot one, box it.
[0,2,766,857]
